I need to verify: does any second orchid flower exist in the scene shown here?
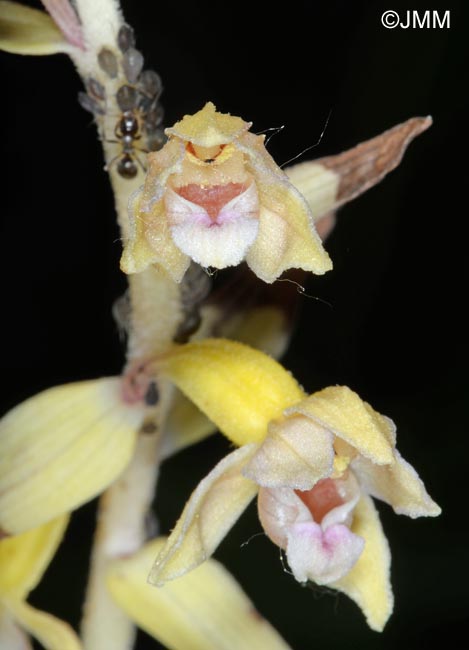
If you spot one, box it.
[149,339,440,632]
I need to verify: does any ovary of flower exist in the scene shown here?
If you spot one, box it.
[150,340,441,631]
[120,102,332,283]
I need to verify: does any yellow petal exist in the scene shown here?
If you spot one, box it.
[119,193,161,274]
[166,102,251,148]
[120,192,190,280]
[149,445,259,586]
[0,1,71,54]
[245,198,332,282]
[120,138,192,280]
[159,339,306,446]
[352,449,441,518]
[237,132,332,283]
[243,416,334,489]
[0,378,145,534]
[108,536,292,650]
[9,600,82,650]
[161,303,293,460]
[287,386,395,465]
[160,390,216,461]
[0,515,68,599]
[333,495,393,632]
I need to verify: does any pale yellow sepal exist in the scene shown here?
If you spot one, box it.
[245,201,331,283]
[0,378,145,534]
[333,495,393,631]
[351,450,441,518]
[121,139,190,280]
[286,162,340,222]
[159,339,306,446]
[166,102,251,148]
[0,515,68,599]
[108,536,291,650]
[149,445,259,586]
[239,132,333,283]
[119,193,161,275]
[0,1,71,54]
[287,386,395,465]
[121,189,190,281]
[9,600,82,650]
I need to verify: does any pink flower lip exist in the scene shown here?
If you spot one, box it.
[175,183,249,223]
[287,520,365,584]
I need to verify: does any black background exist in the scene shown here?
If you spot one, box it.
[1,0,468,648]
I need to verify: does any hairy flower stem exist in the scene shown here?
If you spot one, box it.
[81,438,157,649]
[81,386,174,650]
[82,247,181,650]
[65,2,183,648]
[81,130,181,650]
[82,157,181,650]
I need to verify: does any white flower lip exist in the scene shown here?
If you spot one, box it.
[257,472,364,586]
[164,182,260,269]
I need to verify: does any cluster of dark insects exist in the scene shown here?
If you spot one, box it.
[78,23,165,179]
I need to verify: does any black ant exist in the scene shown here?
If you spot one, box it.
[109,108,146,179]
[108,81,164,178]
[78,23,166,179]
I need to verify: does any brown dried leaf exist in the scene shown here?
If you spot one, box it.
[318,116,432,210]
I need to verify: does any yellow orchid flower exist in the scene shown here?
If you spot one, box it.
[119,101,431,284]
[0,515,82,649]
[149,339,440,632]
[0,1,432,289]
[120,101,332,283]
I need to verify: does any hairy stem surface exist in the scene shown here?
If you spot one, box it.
[68,2,183,647]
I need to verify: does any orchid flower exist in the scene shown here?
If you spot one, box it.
[0,1,432,286]
[120,101,332,282]
[149,339,441,631]
[120,102,432,284]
